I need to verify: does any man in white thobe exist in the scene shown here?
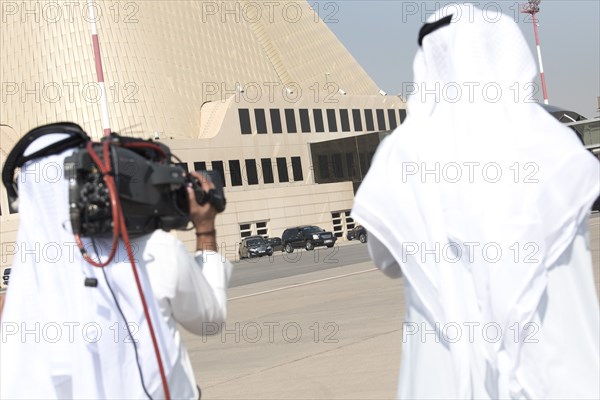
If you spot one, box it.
[1,136,232,399]
[353,4,600,399]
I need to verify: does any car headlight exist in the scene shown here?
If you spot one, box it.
[267,246,272,251]
[249,249,257,252]
[312,234,319,240]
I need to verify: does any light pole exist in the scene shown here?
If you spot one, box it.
[521,0,549,104]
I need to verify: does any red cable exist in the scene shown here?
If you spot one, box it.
[118,203,171,400]
[74,139,171,399]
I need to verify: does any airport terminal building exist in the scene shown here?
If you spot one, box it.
[0,1,406,276]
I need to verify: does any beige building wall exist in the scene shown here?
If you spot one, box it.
[0,1,406,278]
[1,0,381,139]
[165,91,404,251]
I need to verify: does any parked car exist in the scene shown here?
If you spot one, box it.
[347,225,368,243]
[265,237,283,252]
[281,225,337,253]
[2,267,11,287]
[239,236,273,259]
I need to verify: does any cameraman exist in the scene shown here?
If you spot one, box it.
[1,142,232,399]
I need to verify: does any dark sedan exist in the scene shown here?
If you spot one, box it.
[347,225,367,243]
[239,236,273,259]
[266,237,283,252]
[2,267,11,287]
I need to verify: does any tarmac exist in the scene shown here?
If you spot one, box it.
[0,216,597,399]
[183,214,600,399]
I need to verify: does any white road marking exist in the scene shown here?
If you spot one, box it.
[229,268,378,301]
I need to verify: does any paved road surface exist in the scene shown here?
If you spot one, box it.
[183,214,599,399]
[0,216,597,399]
[229,242,371,287]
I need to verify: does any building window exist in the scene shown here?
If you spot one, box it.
[345,211,355,230]
[332,212,343,238]
[270,109,282,134]
[318,154,329,179]
[229,160,243,186]
[239,109,252,135]
[240,223,252,238]
[310,133,381,185]
[359,152,369,176]
[240,221,269,239]
[352,109,363,131]
[368,151,376,169]
[291,157,303,181]
[313,109,324,132]
[194,161,207,172]
[261,158,274,184]
[245,159,258,185]
[299,109,311,133]
[285,109,297,133]
[346,152,357,179]
[398,109,407,124]
[332,210,354,238]
[255,109,267,134]
[256,221,268,238]
[276,157,289,182]
[365,109,375,131]
[211,161,226,187]
[326,109,337,132]
[376,109,386,131]
[388,109,398,130]
[340,109,350,132]
[176,162,189,173]
[332,154,343,178]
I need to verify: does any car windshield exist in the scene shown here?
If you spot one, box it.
[247,238,265,246]
[302,226,322,233]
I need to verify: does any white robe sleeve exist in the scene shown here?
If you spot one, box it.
[143,231,232,335]
[367,234,403,279]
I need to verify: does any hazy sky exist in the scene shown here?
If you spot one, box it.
[324,1,600,119]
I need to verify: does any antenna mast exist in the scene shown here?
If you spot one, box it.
[521,0,549,104]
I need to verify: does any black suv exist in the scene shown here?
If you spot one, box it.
[347,225,367,243]
[281,226,336,253]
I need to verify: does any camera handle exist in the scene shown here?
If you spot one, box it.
[188,171,226,213]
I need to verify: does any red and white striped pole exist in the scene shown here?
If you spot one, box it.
[86,0,111,136]
[531,12,549,104]
[521,1,549,105]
